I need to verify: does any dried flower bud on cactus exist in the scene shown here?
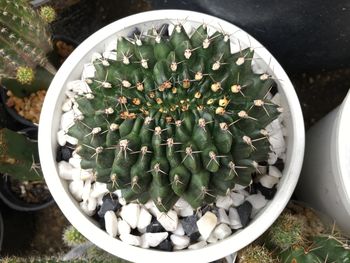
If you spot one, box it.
[68,22,281,212]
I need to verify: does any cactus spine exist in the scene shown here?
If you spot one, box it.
[0,128,42,181]
[68,22,281,212]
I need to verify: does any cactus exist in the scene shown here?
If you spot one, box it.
[238,244,277,263]
[62,225,87,247]
[0,0,56,96]
[0,128,42,181]
[68,22,281,212]
[267,212,350,263]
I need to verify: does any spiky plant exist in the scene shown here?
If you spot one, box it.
[238,244,277,263]
[62,225,87,247]
[68,22,282,212]
[0,0,56,96]
[0,128,42,181]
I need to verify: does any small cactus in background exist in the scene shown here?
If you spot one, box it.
[0,128,42,181]
[68,22,281,212]
[62,225,87,247]
[238,244,277,263]
[0,0,56,89]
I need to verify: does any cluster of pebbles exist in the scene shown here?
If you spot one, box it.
[55,52,287,251]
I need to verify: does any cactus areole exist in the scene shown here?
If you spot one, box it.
[68,23,281,212]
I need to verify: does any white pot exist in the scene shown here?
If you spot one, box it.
[38,10,304,263]
[297,90,350,236]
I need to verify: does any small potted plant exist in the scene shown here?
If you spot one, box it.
[0,128,53,211]
[0,1,76,127]
[39,10,304,262]
[297,89,350,236]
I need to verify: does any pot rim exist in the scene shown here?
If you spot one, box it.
[38,9,305,263]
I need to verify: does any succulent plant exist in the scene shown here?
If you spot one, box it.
[0,128,42,181]
[62,225,87,247]
[0,0,56,95]
[237,244,277,263]
[68,22,281,212]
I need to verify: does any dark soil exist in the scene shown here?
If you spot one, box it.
[10,180,51,205]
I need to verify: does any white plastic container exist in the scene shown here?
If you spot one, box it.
[38,10,304,262]
[297,90,350,236]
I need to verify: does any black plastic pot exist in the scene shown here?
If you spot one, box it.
[0,174,54,212]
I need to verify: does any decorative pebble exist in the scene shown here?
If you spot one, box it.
[120,203,140,229]
[90,183,109,199]
[146,217,166,233]
[60,110,75,131]
[230,192,245,207]
[197,211,217,240]
[228,207,242,229]
[68,157,81,168]
[103,51,117,61]
[215,195,233,210]
[69,179,84,201]
[81,179,92,202]
[181,215,198,236]
[212,224,232,240]
[144,200,161,217]
[141,232,168,248]
[206,233,218,244]
[157,210,178,232]
[269,165,283,178]
[189,231,201,242]
[118,219,131,235]
[155,239,173,251]
[260,174,279,188]
[104,211,118,237]
[68,80,91,95]
[82,63,96,80]
[137,227,147,234]
[170,234,190,248]
[236,201,252,227]
[174,198,194,217]
[62,98,73,112]
[188,241,207,250]
[137,207,152,230]
[66,134,78,145]
[56,145,73,162]
[57,130,67,146]
[218,208,231,225]
[119,234,141,247]
[58,161,75,180]
[79,199,96,216]
[172,221,185,236]
[246,193,268,210]
[97,194,121,218]
[257,183,277,200]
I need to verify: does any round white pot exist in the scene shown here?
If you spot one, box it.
[297,90,350,237]
[38,10,304,263]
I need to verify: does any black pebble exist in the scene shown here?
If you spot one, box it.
[56,144,74,162]
[181,215,198,237]
[236,201,252,227]
[189,231,201,242]
[155,238,173,251]
[245,183,258,195]
[273,158,285,171]
[257,183,277,200]
[146,217,166,233]
[97,194,121,218]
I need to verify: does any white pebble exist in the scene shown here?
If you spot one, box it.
[212,224,232,240]
[79,199,95,216]
[141,232,168,248]
[58,161,75,180]
[145,200,161,217]
[260,174,279,188]
[104,211,118,237]
[90,182,108,199]
[118,197,127,206]
[60,110,75,131]
[82,63,96,79]
[197,211,218,240]
[228,208,242,229]
[269,166,282,178]
[66,135,78,145]
[62,98,73,112]
[268,152,278,165]
[57,130,67,146]
[103,51,117,61]
[172,222,185,236]
[174,198,194,217]
[117,219,131,235]
[218,208,230,225]
[120,203,140,229]
[69,179,84,201]
[68,157,81,168]
[206,233,218,244]
[91,52,103,61]
[188,241,207,250]
[119,234,141,247]
[81,179,92,202]
[137,227,147,234]
[137,207,152,230]
[157,210,178,232]
[65,90,76,99]
[233,184,246,191]
[72,104,83,117]
[230,192,245,207]
[246,193,268,210]
[170,234,190,248]
[216,195,234,210]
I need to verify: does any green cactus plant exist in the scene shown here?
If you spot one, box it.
[237,244,277,263]
[0,128,42,181]
[68,22,281,212]
[0,0,56,96]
